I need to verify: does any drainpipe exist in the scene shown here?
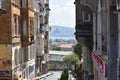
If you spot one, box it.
[107,1,118,80]
[117,14,120,80]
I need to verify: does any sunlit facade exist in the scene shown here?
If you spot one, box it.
[0,0,50,79]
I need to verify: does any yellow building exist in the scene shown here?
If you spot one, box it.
[0,0,35,79]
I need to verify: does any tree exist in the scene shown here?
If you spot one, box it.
[51,46,61,51]
[63,54,79,65]
[60,69,69,80]
[73,43,82,60]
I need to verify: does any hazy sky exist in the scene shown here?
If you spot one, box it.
[49,0,75,27]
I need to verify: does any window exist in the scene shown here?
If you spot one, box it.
[39,3,44,12]
[13,0,20,6]
[23,47,28,62]
[29,18,34,35]
[18,16,21,36]
[0,0,1,8]
[28,0,33,9]
[19,48,22,64]
[82,11,91,22]
[14,14,17,36]
[22,0,26,7]
[23,20,27,35]
[14,14,20,36]
[14,49,19,66]
[40,24,43,33]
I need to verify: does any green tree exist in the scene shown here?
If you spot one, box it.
[73,43,82,60]
[51,46,61,51]
[63,54,79,65]
[60,69,69,80]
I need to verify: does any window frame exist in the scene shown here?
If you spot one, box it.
[82,11,91,22]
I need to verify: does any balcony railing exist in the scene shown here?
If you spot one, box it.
[75,31,92,37]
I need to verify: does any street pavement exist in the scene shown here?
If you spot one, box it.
[34,71,76,80]
[44,71,62,80]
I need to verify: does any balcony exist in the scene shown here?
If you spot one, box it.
[75,22,93,50]
[75,23,93,37]
[21,35,35,46]
[75,31,92,37]
[80,0,98,11]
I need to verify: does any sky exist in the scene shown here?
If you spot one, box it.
[49,0,75,27]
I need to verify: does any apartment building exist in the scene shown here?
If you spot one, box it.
[0,0,50,79]
[0,0,22,79]
[33,0,50,75]
[74,0,94,79]
[21,0,35,79]
[75,0,120,80]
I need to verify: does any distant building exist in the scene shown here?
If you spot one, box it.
[49,51,72,61]
[48,51,72,70]
[58,43,74,51]
[50,41,74,51]
[33,0,50,75]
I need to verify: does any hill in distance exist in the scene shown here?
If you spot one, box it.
[50,25,75,40]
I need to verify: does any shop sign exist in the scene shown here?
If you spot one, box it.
[92,52,107,77]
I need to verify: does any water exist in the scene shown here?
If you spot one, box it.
[50,37,75,41]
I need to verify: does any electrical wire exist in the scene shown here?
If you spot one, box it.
[49,13,57,26]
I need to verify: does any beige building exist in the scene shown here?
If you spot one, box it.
[33,0,50,76]
[0,0,50,79]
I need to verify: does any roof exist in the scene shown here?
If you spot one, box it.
[51,41,64,46]
[58,43,73,48]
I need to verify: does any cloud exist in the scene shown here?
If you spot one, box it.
[49,0,75,27]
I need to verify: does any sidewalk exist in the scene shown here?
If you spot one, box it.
[34,72,53,80]
[68,74,76,80]
[68,71,76,80]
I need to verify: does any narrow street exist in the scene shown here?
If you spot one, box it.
[41,71,62,80]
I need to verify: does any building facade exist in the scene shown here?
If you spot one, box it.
[0,0,50,79]
[33,0,50,76]
[74,0,94,78]
[75,0,120,80]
